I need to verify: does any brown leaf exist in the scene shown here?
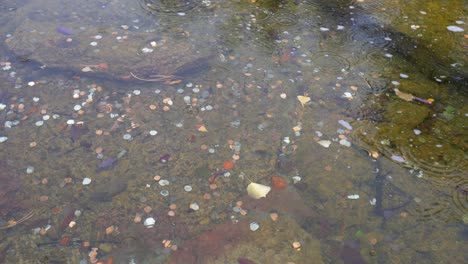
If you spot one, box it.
[394,89,413,101]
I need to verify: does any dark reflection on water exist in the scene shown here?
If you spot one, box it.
[0,0,466,263]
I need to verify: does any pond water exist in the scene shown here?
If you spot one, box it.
[0,0,466,263]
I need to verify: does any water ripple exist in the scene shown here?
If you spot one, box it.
[399,143,466,178]
[310,51,351,74]
[139,0,200,14]
[271,10,298,27]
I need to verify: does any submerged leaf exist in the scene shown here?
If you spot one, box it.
[247,182,271,199]
[297,95,311,107]
[394,89,413,102]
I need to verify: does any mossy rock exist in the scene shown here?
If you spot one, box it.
[384,101,429,128]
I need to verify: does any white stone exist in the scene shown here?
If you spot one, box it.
[347,194,360,200]
[26,166,34,174]
[158,179,170,186]
[0,136,8,143]
[144,217,156,228]
[317,140,331,148]
[189,203,199,211]
[447,25,464,32]
[339,139,351,147]
[82,177,92,185]
[249,222,260,231]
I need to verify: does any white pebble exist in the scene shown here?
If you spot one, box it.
[0,103,6,110]
[26,166,34,174]
[66,119,75,125]
[90,41,98,46]
[42,115,50,121]
[249,222,260,231]
[0,136,7,143]
[123,134,133,141]
[413,129,421,135]
[338,120,353,130]
[317,140,331,148]
[158,179,170,186]
[35,120,44,126]
[144,217,156,228]
[133,90,141,95]
[347,194,360,200]
[446,25,464,32]
[391,155,405,163]
[339,139,352,147]
[184,185,192,192]
[292,176,301,183]
[189,202,199,211]
[319,27,330,31]
[82,177,92,185]
[149,130,158,136]
[399,73,409,78]
[73,105,82,111]
[28,81,35,86]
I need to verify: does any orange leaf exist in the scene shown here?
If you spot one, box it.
[223,161,234,170]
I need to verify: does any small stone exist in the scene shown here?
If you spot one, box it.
[35,120,44,126]
[0,136,8,143]
[399,73,409,79]
[292,241,302,250]
[66,119,75,125]
[317,140,331,148]
[347,194,360,200]
[184,185,193,192]
[74,210,82,217]
[158,179,170,186]
[447,25,464,32]
[26,166,34,174]
[144,217,156,228]
[82,177,92,185]
[189,202,199,211]
[149,130,158,136]
[249,222,260,231]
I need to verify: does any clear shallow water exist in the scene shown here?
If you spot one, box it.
[0,0,466,263]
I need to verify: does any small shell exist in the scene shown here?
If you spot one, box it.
[317,140,331,148]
